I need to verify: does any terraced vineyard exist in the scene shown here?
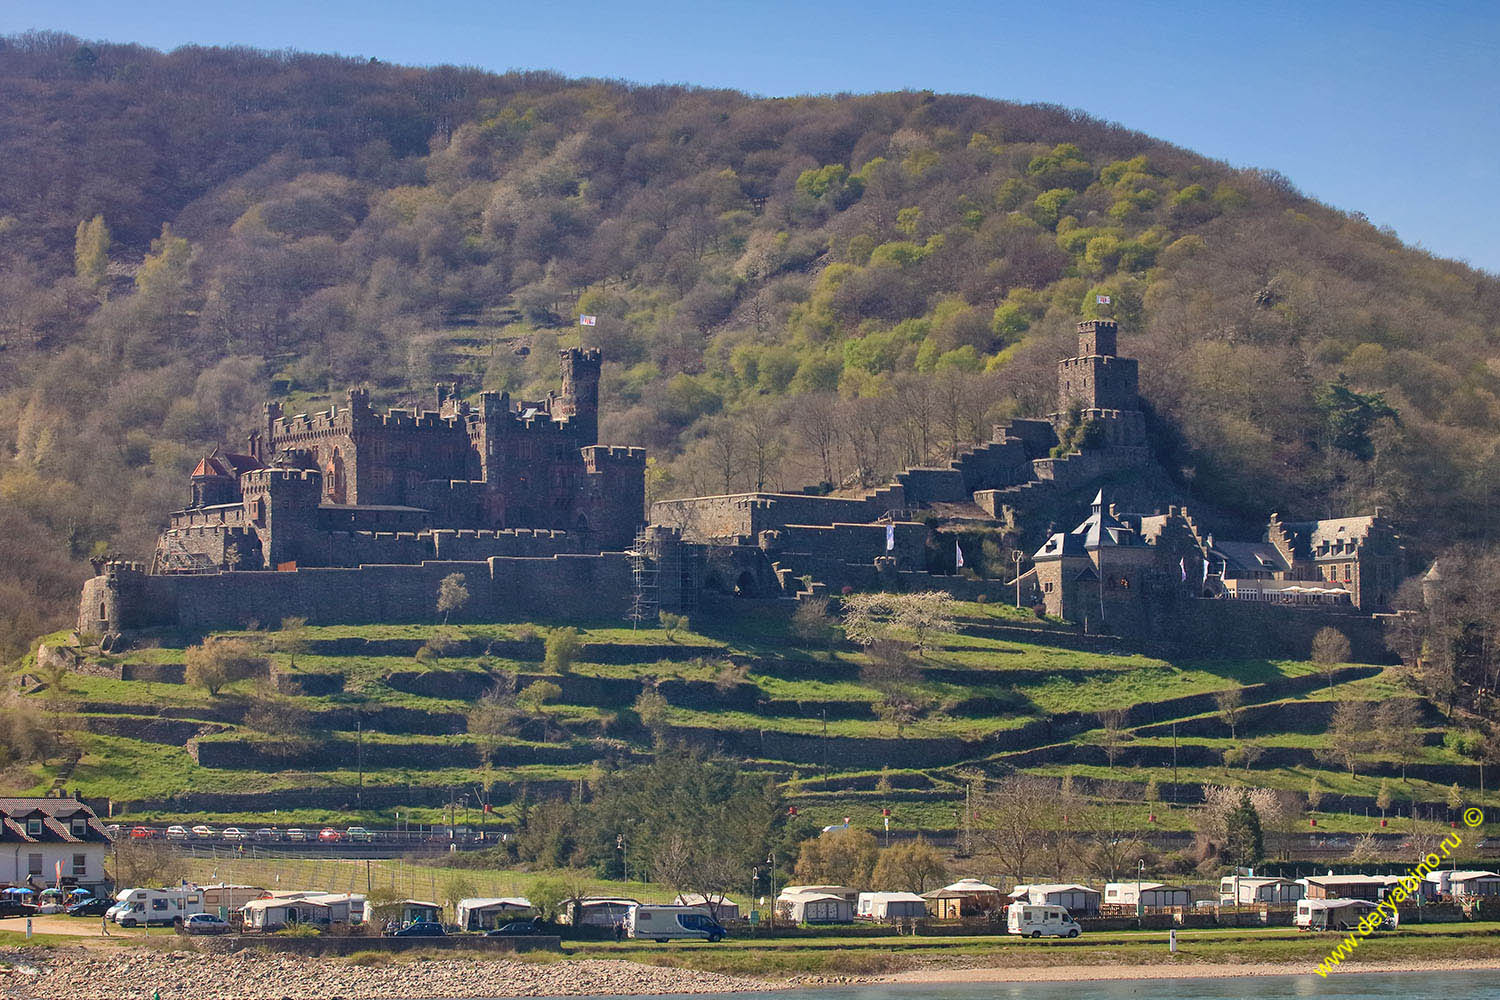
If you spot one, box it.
[21,600,1494,832]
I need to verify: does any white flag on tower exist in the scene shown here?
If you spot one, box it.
[955,540,965,569]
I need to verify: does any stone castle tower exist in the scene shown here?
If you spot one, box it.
[1052,319,1147,448]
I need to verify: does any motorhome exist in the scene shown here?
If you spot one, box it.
[1006,901,1082,938]
[626,904,726,942]
[111,887,205,928]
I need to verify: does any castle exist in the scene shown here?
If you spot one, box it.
[79,321,1406,660]
[154,348,645,574]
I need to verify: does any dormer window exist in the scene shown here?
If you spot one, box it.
[71,818,87,837]
[26,818,42,837]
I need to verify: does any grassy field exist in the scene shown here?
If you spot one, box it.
[17,607,1489,837]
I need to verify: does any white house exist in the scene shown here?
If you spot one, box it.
[0,795,113,896]
[1008,883,1101,916]
[1426,871,1500,898]
[456,897,535,931]
[1103,882,1191,909]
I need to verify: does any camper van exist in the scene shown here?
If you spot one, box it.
[111,887,205,928]
[626,905,727,942]
[1006,901,1082,938]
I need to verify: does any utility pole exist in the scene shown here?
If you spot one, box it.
[1012,550,1023,608]
[766,852,776,930]
[964,781,972,856]
[356,712,364,807]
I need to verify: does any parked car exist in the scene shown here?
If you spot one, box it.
[184,913,232,936]
[0,899,39,918]
[165,825,189,841]
[285,828,309,842]
[105,823,122,839]
[66,898,112,917]
[190,825,216,839]
[221,827,249,842]
[487,918,544,936]
[392,921,446,937]
[253,828,279,842]
[1007,902,1082,939]
[130,826,157,840]
[345,826,374,843]
[318,827,343,843]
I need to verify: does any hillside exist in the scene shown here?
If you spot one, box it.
[20,602,1489,838]
[2,33,1500,657]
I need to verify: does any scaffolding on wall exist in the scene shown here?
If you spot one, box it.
[627,529,658,628]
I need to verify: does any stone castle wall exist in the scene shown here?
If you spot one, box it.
[82,552,638,633]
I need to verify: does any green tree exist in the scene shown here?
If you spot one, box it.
[436,573,470,624]
[1223,789,1264,868]
[527,877,568,921]
[870,836,948,893]
[73,215,110,291]
[1376,778,1393,816]
[792,827,879,886]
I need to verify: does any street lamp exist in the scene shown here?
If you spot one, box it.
[616,833,628,883]
[766,852,776,930]
[1136,858,1145,926]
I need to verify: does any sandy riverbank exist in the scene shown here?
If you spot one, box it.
[876,957,1500,984]
[0,948,773,999]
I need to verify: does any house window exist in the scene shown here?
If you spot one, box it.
[26,818,41,837]
[1044,582,1054,593]
[72,854,86,877]
[71,818,87,837]
[27,854,41,876]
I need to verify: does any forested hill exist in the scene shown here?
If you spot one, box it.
[2,32,1499,655]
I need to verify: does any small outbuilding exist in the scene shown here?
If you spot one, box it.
[1103,882,1191,909]
[1303,875,1388,901]
[1008,883,1101,916]
[922,878,1004,919]
[1296,897,1389,931]
[456,897,535,931]
[241,892,365,931]
[856,891,927,921]
[673,893,740,921]
[1425,871,1500,899]
[777,890,852,924]
[561,897,638,927]
[1218,876,1304,905]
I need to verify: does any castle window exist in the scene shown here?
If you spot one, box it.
[99,602,107,621]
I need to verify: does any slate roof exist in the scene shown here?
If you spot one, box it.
[0,798,111,844]
[1211,540,1291,575]
[1277,516,1378,559]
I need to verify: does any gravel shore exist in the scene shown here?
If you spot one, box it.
[0,948,774,999]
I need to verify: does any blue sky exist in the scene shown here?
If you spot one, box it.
[6,0,1498,272]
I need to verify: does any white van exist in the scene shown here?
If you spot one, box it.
[112,887,205,928]
[1006,901,1082,938]
[626,905,727,942]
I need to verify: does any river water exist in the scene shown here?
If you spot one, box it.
[483,970,1500,1000]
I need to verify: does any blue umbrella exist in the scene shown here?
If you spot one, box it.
[3,887,32,896]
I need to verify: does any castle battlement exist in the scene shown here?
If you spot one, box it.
[242,468,322,486]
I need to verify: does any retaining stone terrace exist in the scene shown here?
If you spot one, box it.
[187,736,602,770]
[114,778,584,814]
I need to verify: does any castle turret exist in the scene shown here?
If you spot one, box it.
[241,467,324,568]
[1053,319,1145,448]
[556,348,601,443]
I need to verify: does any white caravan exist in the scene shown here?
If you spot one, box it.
[1006,901,1082,938]
[626,904,727,942]
[111,887,205,928]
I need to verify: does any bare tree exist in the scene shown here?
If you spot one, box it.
[974,775,1054,887]
[1096,709,1130,768]
[1215,687,1244,740]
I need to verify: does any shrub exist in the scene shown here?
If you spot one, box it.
[184,637,268,696]
[544,627,582,674]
